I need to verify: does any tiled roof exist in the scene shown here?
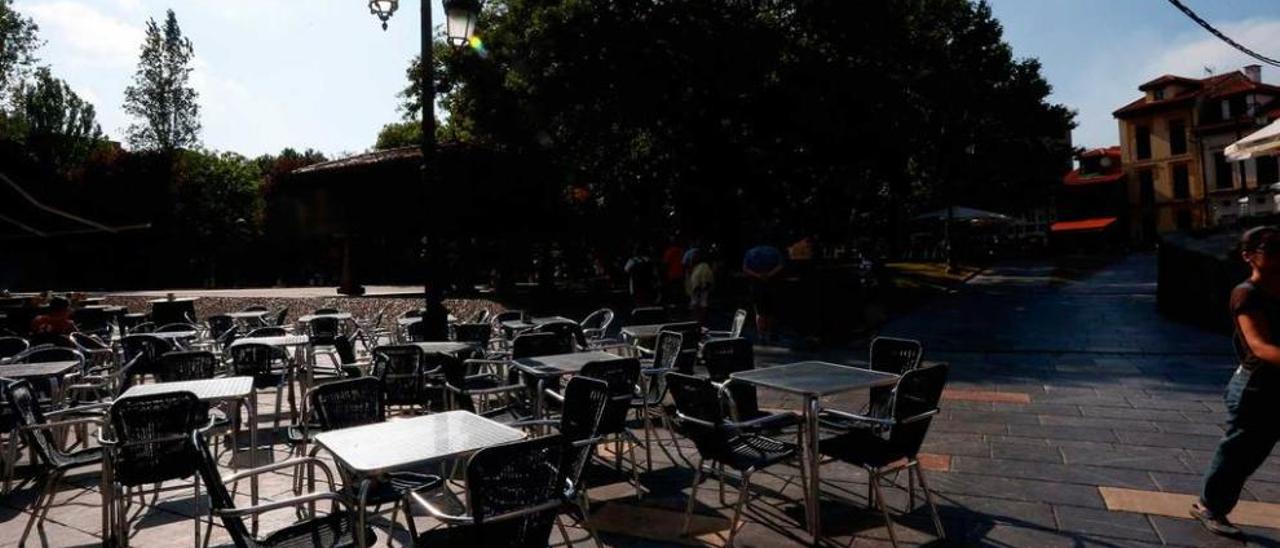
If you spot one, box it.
[1115,71,1280,118]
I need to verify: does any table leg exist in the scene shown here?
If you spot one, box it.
[804,395,821,541]
[356,479,372,548]
[535,377,547,432]
[248,391,260,536]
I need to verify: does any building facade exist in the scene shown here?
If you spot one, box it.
[1113,65,1280,242]
[1051,146,1126,249]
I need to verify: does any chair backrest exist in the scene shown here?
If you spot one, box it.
[557,376,610,488]
[246,326,287,338]
[452,323,492,346]
[12,344,83,365]
[70,331,108,351]
[658,322,701,352]
[121,334,174,366]
[404,318,447,342]
[156,350,218,382]
[372,345,428,407]
[401,308,424,319]
[463,435,566,547]
[108,391,206,486]
[868,337,923,416]
[207,315,235,339]
[191,431,255,545]
[441,357,477,412]
[156,322,199,333]
[0,336,28,359]
[470,309,491,324]
[532,320,587,350]
[307,317,342,343]
[309,377,385,431]
[28,332,74,348]
[241,305,269,313]
[511,332,573,359]
[313,308,340,315]
[628,306,666,326]
[653,331,684,372]
[273,307,289,326]
[578,357,640,436]
[700,338,765,419]
[665,372,733,460]
[729,309,749,338]
[580,308,615,337]
[229,343,288,383]
[886,363,949,459]
[129,321,156,334]
[4,380,61,466]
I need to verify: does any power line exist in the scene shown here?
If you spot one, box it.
[1165,0,1280,68]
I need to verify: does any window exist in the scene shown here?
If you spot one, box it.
[1259,155,1279,186]
[1153,88,1165,100]
[1229,96,1247,118]
[1214,151,1233,189]
[1169,120,1186,155]
[1136,125,1151,160]
[1139,170,1155,205]
[1176,210,1192,230]
[1172,164,1190,199]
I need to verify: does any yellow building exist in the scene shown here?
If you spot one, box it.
[1113,65,1280,242]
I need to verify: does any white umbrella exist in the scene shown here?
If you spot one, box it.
[1226,119,1280,161]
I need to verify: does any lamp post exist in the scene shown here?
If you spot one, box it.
[367,0,480,339]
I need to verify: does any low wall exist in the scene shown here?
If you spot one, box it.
[1157,230,1247,332]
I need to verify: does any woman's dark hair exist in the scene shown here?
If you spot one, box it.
[1240,225,1280,254]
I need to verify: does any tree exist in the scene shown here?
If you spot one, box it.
[374,121,421,150]
[0,0,40,107]
[123,9,200,151]
[426,0,1074,253]
[14,67,103,173]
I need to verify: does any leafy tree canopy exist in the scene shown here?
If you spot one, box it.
[123,9,200,152]
[11,66,103,173]
[0,0,40,106]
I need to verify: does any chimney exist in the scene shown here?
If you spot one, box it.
[1244,64,1262,83]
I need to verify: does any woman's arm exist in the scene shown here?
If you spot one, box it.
[1238,310,1280,367]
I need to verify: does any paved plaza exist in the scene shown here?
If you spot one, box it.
[3,253,1279,546]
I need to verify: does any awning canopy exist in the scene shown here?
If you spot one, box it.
[913,206,1011,223]
[1051,217,1117,233]
[1226,119,1280,161]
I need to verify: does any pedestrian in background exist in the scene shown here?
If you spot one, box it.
[686,248,715,323]
[744,243,785,344]
[1193,225,1280,537]
[624,245,659,307]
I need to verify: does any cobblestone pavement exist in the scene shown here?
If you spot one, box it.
[4,253,1278,546]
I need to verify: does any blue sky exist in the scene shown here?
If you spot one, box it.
[13,0,1280,156]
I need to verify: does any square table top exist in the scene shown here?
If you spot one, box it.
[231,335,311,348]
[297,312,353,323]
[406,342,478,356]
[731,361,899,397]
[0,360,80,379]
[120,376,255,401]
[511,350,622,377]
[500,316,575,330]
[314,411,525,475]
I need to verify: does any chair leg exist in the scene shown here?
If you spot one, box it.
[273,386,284,435]
[682,458,705,537]
[915,466,946,541]
[641,408,654,472]
[869,472,898,548]
[717,463,728,506]
[193,473,202,548]
[386,499,401,547]
[555,515,574,548]
[907,466,916,512]
[579,490,603,548]
[726,471,753,547]
[20,471,56,546]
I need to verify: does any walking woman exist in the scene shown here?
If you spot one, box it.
[1194,226,1280,536]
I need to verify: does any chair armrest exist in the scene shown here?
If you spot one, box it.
[510,418,559,429]
[46,402,112,417]
[30,416,104,432]
[406,490,475,525]
[673,410,716,429]
[704,330,732,339]
[543,388,565,403]
[899,409,938,425]
[225,457,337,490]
[820,408,894,427]
[215,492,350,517]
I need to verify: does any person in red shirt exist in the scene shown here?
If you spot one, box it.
[30,297,78,339]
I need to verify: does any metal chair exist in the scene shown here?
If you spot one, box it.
[246,326,287,338]
[701,338,800,432]
[4,379,106,546]
[192,429,375,548]
[371,345,446,415]
[866,337,923,417]
[633,331,684,468]
[532,320,588,351]
[706,309,749,340]
[405,435,567,548]
[818,363,949,547]
[444,355,525,417]
[100,391,209,547]
[206,315,236,341]
[578,357,646,498]
[272,307,289,327]
[228,343,295,433]
[120,334,176,380]
[627,306,667,326]
[511,376,610,547]
[155,350,219,382]
[666,372,802,546]
[579,308,615,342]
[451,322,492,347]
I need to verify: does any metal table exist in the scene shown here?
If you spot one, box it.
[0,360,80,401]
[406,341,478,357]
[511,350,620,422]
[730,361,899,540]
[118,377,262,531]
[313,411,525,547]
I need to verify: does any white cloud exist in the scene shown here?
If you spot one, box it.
[21,1,143,67]
[1141,19,1280,81]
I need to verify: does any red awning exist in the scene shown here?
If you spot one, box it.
[1051,217,1118,233]
[1063,171,1125,186]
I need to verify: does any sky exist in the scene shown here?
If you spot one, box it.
[12,0,1280,157]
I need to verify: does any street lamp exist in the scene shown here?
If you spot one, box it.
[366,0,482,340]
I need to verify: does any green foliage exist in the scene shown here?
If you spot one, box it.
[0,0,40,106]
[123,9,200,151]
[374,120,422,150]
[425,0,1075,247]
[171,150,263,253]
[252,147,328,191]
[12,67,103,173]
